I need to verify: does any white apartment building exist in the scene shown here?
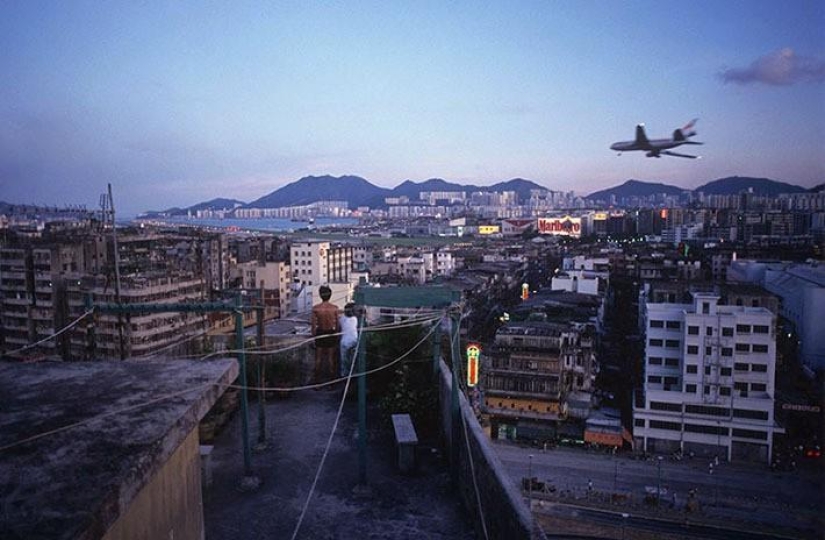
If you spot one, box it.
[551,270,600,296]
[633,292,782,464]
[290,241,331,287]
[236,260,291,318]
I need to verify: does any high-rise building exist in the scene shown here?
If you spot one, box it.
[633,292,782,463]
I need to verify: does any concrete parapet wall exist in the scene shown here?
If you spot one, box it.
[438,360,546,540]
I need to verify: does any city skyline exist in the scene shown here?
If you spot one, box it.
[1,1,824,216]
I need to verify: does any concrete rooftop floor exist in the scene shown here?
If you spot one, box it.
[204,387,477,540]
[0,358,238,540]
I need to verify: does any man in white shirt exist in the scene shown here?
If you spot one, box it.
[339,303,359,377]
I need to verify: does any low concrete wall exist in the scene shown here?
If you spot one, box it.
[102,429,204,540]
[438,360,545,540]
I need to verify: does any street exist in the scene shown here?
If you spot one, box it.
[492,440,822,539]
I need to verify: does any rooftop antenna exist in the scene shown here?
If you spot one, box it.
[103,183,125,359]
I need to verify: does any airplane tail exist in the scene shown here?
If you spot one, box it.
[673,118,698,141]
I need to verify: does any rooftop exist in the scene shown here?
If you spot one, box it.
[0,358,237,540]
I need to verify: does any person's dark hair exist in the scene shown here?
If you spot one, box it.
[319,285,332,301]
[344,302,355,317]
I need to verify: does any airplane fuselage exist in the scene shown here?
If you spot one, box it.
[610,138,686,152]
[610,120,702,158]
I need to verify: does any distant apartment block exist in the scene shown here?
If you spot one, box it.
[483,321,597,441]
[633,292,782,463]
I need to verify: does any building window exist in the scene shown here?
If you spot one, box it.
[752,344,769,353]
[706,327,713,336]
[649,420,681,431]
[735,343,750,353]
[733,408,768,420]
[734,362,749,371]
[721,367,732,376]
[666,339,680,349]
[634,418,646,428]
[685,404,730,417]
[687,345,699,355]
[686,364,698,374]
[665,357,679,367]
[666,321,680,330]
[753,325,769,334]
[649,357,663,365]
[685,423,728,436]
[647,375,662,383]
[736,324,751,334]
[732,428,767,440]
[685,383,697,393]
[720,387,731,396]
[721,347,733,357]
[702,302,710,314]
[704,385,711,395]
[688,325,699,335]
[751,383,767,392]
[650,319,664,328]
[706,347,712,356]
[650,401,682,412]
[751,364,768,373]
[649,338,663,347]
[722,327,734,337]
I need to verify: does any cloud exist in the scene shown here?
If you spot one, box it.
[719,48,825,86]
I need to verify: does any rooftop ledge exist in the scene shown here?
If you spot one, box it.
[0,358,238,540]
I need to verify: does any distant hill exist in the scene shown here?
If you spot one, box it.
[385,177,546,202]
[811,183,824,193]
[586,180,683,200]
[694,176,807,196]
[188,198,246,212]
[246,175,390,209]
[138,174,813,214]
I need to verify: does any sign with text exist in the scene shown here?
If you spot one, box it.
[466,343,481,387]
[537,215,582,237]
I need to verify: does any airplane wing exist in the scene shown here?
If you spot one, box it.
[661,150,700,159]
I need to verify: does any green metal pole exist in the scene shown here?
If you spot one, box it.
[256,305,267,445]
[235,294,252,475]
[450,308,461,484]
[432,320,442,376]
[355,296,368,485]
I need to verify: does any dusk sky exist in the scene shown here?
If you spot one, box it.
[1,1,823,216]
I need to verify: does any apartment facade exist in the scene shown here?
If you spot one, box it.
[483,321,597,441]
[633,292,782,463]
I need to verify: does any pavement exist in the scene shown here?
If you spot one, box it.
[203,386,477,540]
[492,440,823,539]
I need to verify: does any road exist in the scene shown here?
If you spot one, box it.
[492,440,822,539]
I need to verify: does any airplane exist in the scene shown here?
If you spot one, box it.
[610,119,702,159]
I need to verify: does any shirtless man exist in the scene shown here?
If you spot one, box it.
[311,285,340,385]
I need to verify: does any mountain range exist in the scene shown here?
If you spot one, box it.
[142,175,817,216]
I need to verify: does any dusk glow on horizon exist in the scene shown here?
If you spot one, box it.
[1,1,823,216]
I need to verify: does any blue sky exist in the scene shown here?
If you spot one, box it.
[1,1,823,216]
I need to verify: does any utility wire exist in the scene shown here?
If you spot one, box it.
[232,319,440,393]
[289,319,363,540]
[3,308,95,357]
[0,382,216,453]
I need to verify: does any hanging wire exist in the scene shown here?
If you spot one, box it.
[289,318,364,540]
[3,308,95,357]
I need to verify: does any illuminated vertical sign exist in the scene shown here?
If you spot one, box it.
[466,343,481,387]
[521,283,529,300]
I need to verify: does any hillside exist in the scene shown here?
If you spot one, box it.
[245,175,390,208]
[694,176,807,196]
[586,180,683,200]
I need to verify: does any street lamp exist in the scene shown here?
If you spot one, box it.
[528,454,534,506]
[656,456,663,506]
[621,513,630,540]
